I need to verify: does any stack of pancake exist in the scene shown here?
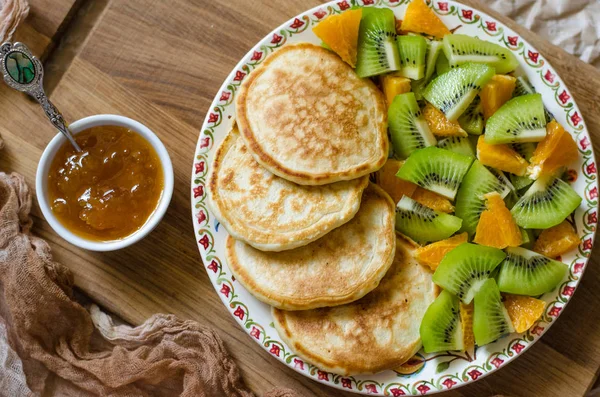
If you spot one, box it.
[207,43,436,375]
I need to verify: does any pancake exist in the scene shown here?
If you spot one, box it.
[207,125,369,251]
[236,43,388,185]
[272,237,437,375]
[225,183,396,310]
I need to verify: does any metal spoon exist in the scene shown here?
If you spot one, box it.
[1,42,81,152]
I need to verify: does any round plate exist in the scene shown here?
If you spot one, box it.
[191,1,598,394]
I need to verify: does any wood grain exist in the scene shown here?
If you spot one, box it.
[1,0,599,396]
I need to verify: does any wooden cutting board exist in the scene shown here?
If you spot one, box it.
[1,1,599,396]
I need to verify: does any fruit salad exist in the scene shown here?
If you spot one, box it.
[314,0,583,353]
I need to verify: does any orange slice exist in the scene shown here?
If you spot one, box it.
[533,220,580,258]
[480,75,516,120]
[474,192,522,249]
[503,294,546,333]
[380,74,412,107]
[415,232,468,270]
[528,120,579,179]
[423,103,467,137]
[312,9,362,67]
[375,159,418,203]
[477,136,529,176]
[412,187,455,213]
[400,0,450,39]
[460,302,475,350]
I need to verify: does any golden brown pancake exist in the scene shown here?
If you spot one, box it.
[225,184,396,310]
[207,125,368,251]
[272,237,437,375]
[236,43,388,185]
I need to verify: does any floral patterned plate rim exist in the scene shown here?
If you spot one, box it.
[191,1,598,395]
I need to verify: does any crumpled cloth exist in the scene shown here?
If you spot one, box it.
[0,0,28,44]
[489,0,600,67]
[0,172,301,397]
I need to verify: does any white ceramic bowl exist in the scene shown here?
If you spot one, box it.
[36,114,174,251]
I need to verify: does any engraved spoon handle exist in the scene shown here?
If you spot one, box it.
[1,42,81,152]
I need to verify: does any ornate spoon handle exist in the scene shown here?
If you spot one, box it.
[1,42,81,152]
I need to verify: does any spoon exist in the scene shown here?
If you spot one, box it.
[1,42,81,152]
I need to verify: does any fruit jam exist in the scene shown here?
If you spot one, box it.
[47,125,164,241]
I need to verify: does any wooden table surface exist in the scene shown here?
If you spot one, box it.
[2,1,599,396]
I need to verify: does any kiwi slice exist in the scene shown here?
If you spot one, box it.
[497,247,568,295]
[396,35,427,80]
[513,76,554,122]
[486,167,515,198]
[396,146,473,200]
[433,243,506,304]
[510,174,535,191]
[455,160,510,236]
[485,94,547,144]
[510,142,536,161]
[438,136,475,157]
[423,63,495,121]
[473,278,515,346]
[424,40,443,82]
[458,96,484,135]
[356,8,401,78]
[395,195,462,243]
[510,175,582,229]
[389,92,437,159]
[420,290,464,353]
[435,52,454,76]
[520,228,535,249]
[442,34,518,74]
[411,78,428,100]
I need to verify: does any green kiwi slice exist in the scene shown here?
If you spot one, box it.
[433,243,506,304]
[355,8,401,78]
[485,94,547,144]
[420,290,464,353]
[389,92,437,159]
[395,195,462,243]
[473,278,515,346]
[438,136,475,157]
[435,52,454,76]
[497,247,569,296]
[396,35,427,80]
[510,174,535,191]
[486,167,515,198]
[513,76,554,122]
[423,63,495,121]
[508,142,536,191]
[396,146,473,200]
[510,175,582,229]
[442,34,518,74]
[458,96,484,135]
[411,78,428,100]
[455,160,510,236]
[424,40,443,82]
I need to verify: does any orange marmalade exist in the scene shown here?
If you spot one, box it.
[47,125,164,241]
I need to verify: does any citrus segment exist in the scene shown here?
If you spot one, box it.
[460,302,475,350]
[381,74,412,107]
[412,187,455,213]
[503,294,546,333]
[400,0,451,39]
[480,75,516,119]
[312,9,362,67]
[477,136,529,176]
[528,120,579,179]
[533,220,580,258]
[415,232,468,270]
[423,102,468,137]
[375,159,418,203]
[474,192,522,249]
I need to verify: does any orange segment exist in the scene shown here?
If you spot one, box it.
[415,232,468,270]
[423,103,467,137]
[380,74,412,107]
[375,159,418,203]
[528,120,579,179]
[533,220,580,258]
[400,0,450,39]
[312,9,362,67]
[503,294,546,333]
[460,302,475,350]
[480,75,516,120]
[412,187,455,213]
[477,136,529,176]
[474,192,522,249]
